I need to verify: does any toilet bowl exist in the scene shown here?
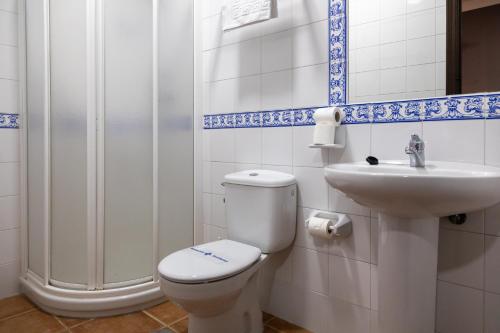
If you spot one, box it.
[159,240,269,333]
[158,170,297,333]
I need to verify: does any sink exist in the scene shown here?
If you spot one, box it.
[325,160,500,218]
[324,160,500,333]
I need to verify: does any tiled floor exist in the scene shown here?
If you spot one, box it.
[0,295,311,333]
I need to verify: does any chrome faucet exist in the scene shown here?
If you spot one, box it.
[405,134,425,167]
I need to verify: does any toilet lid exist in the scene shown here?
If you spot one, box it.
[158,240,262,284]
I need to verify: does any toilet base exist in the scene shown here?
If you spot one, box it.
[188,273,263,333]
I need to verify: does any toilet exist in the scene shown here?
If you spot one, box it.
[158,170,297,333]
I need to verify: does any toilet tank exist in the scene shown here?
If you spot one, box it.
[223,170,297,254]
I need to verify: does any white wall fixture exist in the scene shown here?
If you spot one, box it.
[306,210,352,239]
[325,161,500,333]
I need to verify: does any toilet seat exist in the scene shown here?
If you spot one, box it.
[158,240,261,284]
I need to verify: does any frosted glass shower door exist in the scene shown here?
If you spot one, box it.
[103,0,154,286]
[49,0,88,288]
[157,0,194,259]
[26,0,49,280]
[24,0,194,294]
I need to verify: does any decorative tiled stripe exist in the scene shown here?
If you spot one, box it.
[0,113,19,129]
[203,93,500,129]
[487,95,500,118]
[329,0,347,106]
[204,108,319,129]
[342,93,500,124]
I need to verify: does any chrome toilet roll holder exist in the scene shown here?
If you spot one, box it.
[305,210,352,238]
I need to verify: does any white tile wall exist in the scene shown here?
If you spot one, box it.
[330,255,371,308]
[200,1,500,332]
[202,0,329,113]
[438,229,484,289]
[349,0,446,103]
[485,292,500,333]
[0,3,20,300]
[423,120,485,164]
[436,281,484,333]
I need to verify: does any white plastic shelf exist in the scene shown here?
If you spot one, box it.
[308,126,346,150]
[308,143,345,149]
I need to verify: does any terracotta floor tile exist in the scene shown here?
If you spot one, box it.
[264,326,279,333]
[152,329,175,333]
[0,295,310,333]
[145,301,187,326]
[169,317,188,333]
[56,316,92,328]
[70,312,161,333]
[263,312,274,323]
[0,308,64,333]
[0,295,35,320]
[267,317,312,333]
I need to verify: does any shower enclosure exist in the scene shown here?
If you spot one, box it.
[19,0,194,317]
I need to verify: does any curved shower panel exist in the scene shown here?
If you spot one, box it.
[20,0,194,317]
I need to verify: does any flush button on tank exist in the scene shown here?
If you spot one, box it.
[249,172,259,176]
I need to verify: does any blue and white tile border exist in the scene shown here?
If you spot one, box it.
[0,113,19,129]
[329,0,347,106]
[204,93,500,129]
[342,93,500,124]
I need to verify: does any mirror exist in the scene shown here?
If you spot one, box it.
[347,0,500,105]
[347,0,446,104]
[447,0,500,94]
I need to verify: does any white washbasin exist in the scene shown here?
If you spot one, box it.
[325,160,500,218]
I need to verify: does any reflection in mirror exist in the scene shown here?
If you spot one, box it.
[347,1,447,104]
[447,0,500,95]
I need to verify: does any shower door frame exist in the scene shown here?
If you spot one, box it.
[17,0,202,317]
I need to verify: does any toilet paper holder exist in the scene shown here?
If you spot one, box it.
[305,211,352,238]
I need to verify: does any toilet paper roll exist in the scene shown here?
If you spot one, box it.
[313,124,335,145]
[313,107,343,126]
[307,217,334,239]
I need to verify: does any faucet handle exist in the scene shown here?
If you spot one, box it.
[408,134,424,151]
[410,134,422,142]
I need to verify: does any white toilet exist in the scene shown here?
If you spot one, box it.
[158,170,297,333]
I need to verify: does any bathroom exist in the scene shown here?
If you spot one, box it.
[1,0,500,332]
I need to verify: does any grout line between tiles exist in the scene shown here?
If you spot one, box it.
[202,18,329,53]
[167,314,188,327]
[204,61,328,86]
[65,318,94,330]
[142,310,169,328]
[437,279,490,295]
[0,226,20,232]
[53,315,69,330]
[439,224,487,236]
[0,308,36,323]
[0,77,19,82]
[264,324,280,332]
[0,9,17,15]
[263,313,274,325]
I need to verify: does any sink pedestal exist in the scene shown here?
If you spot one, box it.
[378,214,440,333]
